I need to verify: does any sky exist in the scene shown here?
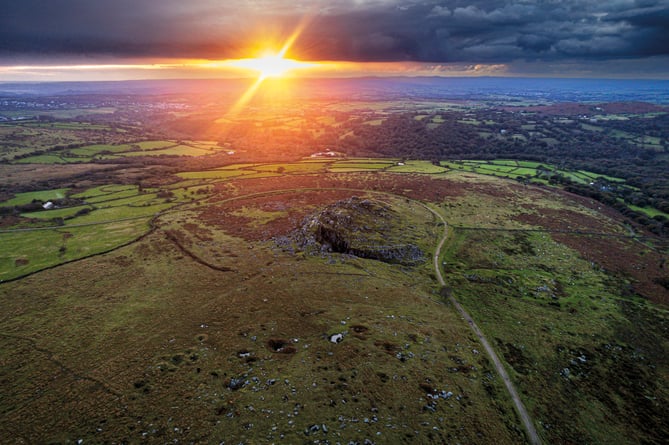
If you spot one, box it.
[1,0,669,81]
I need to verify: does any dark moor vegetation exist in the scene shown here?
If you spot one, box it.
[0,79,667,444]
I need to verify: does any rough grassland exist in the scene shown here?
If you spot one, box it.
[440,228,669,444]
[0,188,523,444]
[0,168,667,444]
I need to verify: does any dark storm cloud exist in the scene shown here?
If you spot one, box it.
[2,0,669,64]
[0,0,258,59]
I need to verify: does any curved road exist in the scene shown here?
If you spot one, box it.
[427,205,542,445]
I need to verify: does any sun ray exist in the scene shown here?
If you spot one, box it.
[277,15,310,59]
[222,13,316,117]
[225,76,265,117]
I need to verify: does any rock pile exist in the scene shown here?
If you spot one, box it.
[290,197,424,266]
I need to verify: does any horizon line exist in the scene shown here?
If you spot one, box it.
[2,74,669,85]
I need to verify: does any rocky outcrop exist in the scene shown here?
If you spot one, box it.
[292,197,424,266]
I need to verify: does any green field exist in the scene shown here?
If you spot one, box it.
[331,162,391,170]
[68,144,134,156]
[0,120,130,162]
[442,159,627,184]
[115,144,212,157]
[251,162,330,173]
[135,140,174,150]
[5,140,228,164]
[387,160,448,173]
[178,170,253,180]
[513,167,538,176]
[22,205,94,220]
[71,184,137,199]
[0,181,208,281]
[0,188,70,207]
[14,154,74,164]
[84,187,142,204]
[177,158,425,179]
[0,218,150,281]
[629,204,669,219]
[438,158,669,218]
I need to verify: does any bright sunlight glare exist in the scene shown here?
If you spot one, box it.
[222,16,315,117]
[225,52,315,80]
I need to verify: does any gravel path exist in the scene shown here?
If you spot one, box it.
[427,205,542,445]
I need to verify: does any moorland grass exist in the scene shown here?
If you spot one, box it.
[0,167,667,444]
[439,227,668,444]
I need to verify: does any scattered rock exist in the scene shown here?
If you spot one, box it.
[423,403,437,413]
[329,333,344,344]
[395,351,415,362]
[304,424,320,436]
[237,349,252,358]
[228,377,247,391]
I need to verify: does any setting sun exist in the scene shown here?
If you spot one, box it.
[225,51,315,80]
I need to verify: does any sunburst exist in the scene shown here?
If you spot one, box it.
[222,19,315,116]
[226,51,314,81]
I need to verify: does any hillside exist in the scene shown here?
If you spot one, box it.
[1,168,667,444]
[0,79,667,445]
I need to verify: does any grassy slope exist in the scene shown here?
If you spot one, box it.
[436,173,669,444]
[0,169,667,444]
[0,193,523,444]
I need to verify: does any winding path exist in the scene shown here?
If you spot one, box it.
[426,205,542,445]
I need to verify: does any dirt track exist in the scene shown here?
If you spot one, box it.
[428,205,542,445]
